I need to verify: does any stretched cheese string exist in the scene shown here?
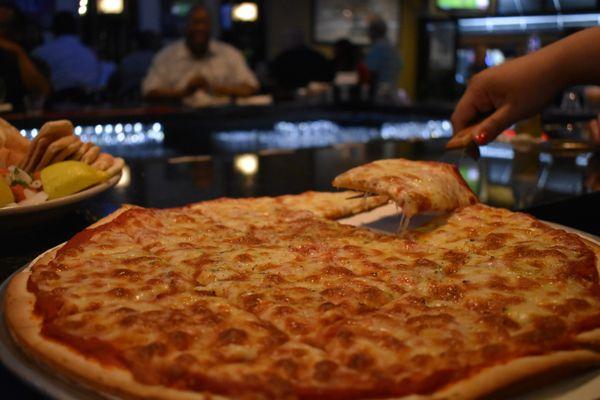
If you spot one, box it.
[395,203,411,236]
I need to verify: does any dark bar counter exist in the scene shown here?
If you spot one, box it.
[1,104,599,398]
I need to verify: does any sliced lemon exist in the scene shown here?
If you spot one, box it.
[41,161,108,200]
[0,179,14,206]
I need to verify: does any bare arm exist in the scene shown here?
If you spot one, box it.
[211,83,257,98]
[449,27,600,148]
[144,74,209,103]
[144,87,188,103]
[145,76,257,103]
[0,39,50,96]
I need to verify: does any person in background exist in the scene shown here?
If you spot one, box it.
[143,4,258,105]
[365,17,401,99]
[451,27,600,147]
[0,3,49,112]
[269,27,332,99]
[332,39,369,84]
[33,12,99,94]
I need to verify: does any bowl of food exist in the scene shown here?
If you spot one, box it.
[0,118,124,230]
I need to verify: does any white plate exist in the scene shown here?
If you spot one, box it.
[0,172,121,217]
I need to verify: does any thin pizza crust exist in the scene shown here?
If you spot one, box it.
[5,207,600,400]
[433,350,600,400]
[573,238,600,347]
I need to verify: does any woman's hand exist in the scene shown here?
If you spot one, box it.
[449,53,562,148]
[448,27,600,149]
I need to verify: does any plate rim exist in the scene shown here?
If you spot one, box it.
[0,172,121,217]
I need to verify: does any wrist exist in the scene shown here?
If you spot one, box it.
[543,27,600,88]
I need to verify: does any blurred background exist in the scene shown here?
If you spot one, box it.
[1,0,598,111]
[0,0,599,217]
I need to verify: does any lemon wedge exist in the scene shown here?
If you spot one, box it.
[0,179,14,206]
[41,161,108,200]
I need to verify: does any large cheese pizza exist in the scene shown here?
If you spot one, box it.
[4,159,600,399]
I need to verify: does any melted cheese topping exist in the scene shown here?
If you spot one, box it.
[28,203,600,399]
[332,159,478,217]
[277,191,389,220]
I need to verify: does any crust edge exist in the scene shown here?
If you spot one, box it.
[431,350,600,400]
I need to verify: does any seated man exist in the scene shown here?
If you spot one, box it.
[142,4,258,106]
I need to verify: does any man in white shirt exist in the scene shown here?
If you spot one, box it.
[142,4,258,105]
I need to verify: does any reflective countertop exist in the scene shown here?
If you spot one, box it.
[3,137,599,276]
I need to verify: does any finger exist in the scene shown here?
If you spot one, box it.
[472,105,514,146]
[451,91,480,134]
[451,93,495,135]
[452,74,496,134]
[446,125,476,150]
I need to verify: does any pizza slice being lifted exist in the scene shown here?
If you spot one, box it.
[333,158,478,217]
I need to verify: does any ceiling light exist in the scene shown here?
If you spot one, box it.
[234,154,259,176]
[97,0,124,14]
[78,0,88,15]
[232,3,258,22]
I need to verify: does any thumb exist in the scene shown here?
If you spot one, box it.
[473,105,514,146]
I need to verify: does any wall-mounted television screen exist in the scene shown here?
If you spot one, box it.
[313,0,399,45]
[436,0,490,10]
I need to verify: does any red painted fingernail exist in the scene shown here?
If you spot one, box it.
[474,131,488,145]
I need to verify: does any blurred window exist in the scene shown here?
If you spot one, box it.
[497,0,543,15]
[544,0,598,11]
